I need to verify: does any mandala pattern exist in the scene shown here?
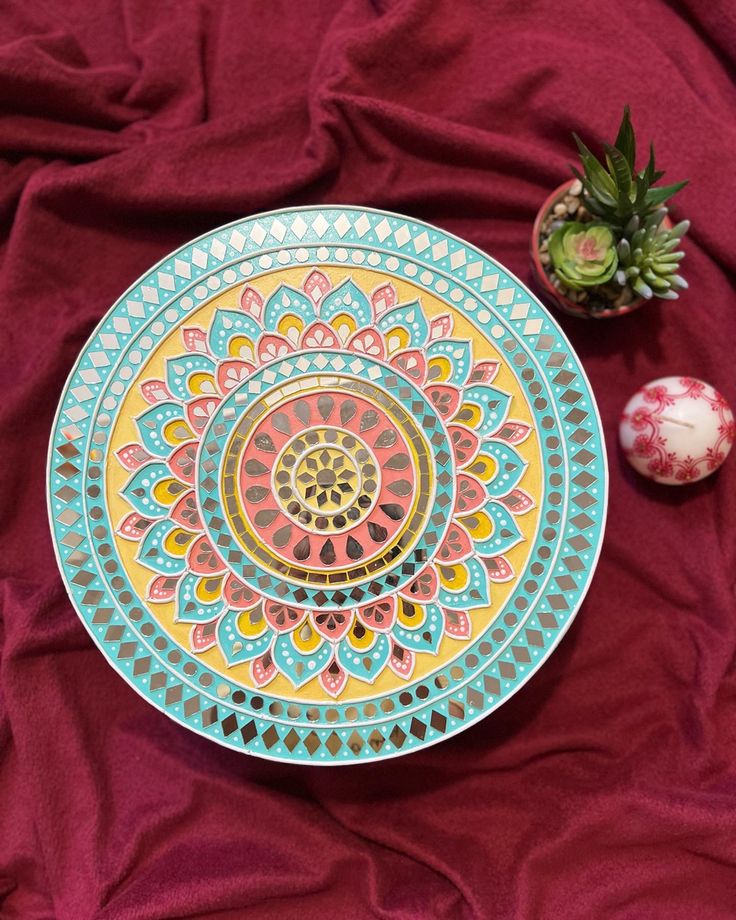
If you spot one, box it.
[116,271,534,697]
[49,206,607,763]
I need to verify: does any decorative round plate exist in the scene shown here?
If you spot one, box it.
[48,207,607,764]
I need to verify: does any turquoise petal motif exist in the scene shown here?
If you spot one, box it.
[376,300,429,348]
[135,401,186,457]
[320,279,371,327]
[392,604,444,654]
[165,354,217,401]
[120,462,172,517]
[208,309,262,358]
[272,632,331,688]
[439,557,490,610]
[461,384,511,437]
[217,607,272,666]
[263,284,316,332]
[175,572,225,623]
[425,339,473,386]
[337,632,391,682]
[472,501,523,556]
[135,520,188,575]
[484,440,527,497]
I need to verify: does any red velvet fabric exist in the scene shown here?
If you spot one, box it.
[2,1,735,917]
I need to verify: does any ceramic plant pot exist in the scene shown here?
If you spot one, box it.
[530,179,649,320]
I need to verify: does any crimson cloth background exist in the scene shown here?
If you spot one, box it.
[1,1,735,917]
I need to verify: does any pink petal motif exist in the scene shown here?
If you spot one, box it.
[186,395,220,435]
[469,360,500,384]
[429,314,454,340]
[115,443,152,471]
[240,285,264,320]
[319,657,347,698]
[223,574,259,609]
[356,596,397,633]
[303,269,331,304]
[371,282,397,317]
[448,425,480,467]
[390,349,427,385]
[187,536,227,576]
[388,642,415,679]
[426,384,461,421]
[310,608,353,641]
[485,556,514,583]
[147,575,180,603]
[216,359,254,395]
[169,490,202,531]
[167,442,198,485]
[263,600,307,633]
[454,473,487,515]
[436,523,473,564]
[251,651,277,688]
[499,489,535,514]
[493,421,532,445]
[399,565,439,603]
[182,326,209,354]
[140,379,172,404]
[442,608,471,640]
[300,321,340,350]
[348,328,386,359]
[257,333,294,364]
[190,621,218,653]
[118,511,154,540]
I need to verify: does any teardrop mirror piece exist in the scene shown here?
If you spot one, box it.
[319,539,336,566]
[293,536,311,561]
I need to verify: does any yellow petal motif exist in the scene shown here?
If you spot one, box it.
[188,371,217,395]
[385,327,410,354]
[227,335,255,361]
[397,598,426,628]
[427,354,452,382]
[328,312,358,342]
[437,563,470,592]
[163,528,195,557]
[465,454,497,482]
[277,314,304,344]
[152,478,187,505]
[455,402,481,428]
[293,620,322,653]
[237,606,268,638]
[459,510,493,541]
[348,620,375,650]
[163,419,195,445]
[195,576,223,604]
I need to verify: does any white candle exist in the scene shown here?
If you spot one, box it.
[619,376,734,484]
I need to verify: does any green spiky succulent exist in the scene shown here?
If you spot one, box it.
[548,221,618,289]
[615,213,690,300]
[572,106,688,229]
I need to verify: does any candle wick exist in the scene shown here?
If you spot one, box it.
[655,414,695,430]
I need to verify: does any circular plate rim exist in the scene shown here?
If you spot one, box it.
[47,204,608,765]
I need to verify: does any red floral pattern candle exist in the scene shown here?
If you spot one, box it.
[620,376,734,484]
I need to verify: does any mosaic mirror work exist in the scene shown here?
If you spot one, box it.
[48,207,607,764]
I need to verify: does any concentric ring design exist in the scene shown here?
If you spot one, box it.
[48,206,607,764]
[199,353,453,609]
[272,425,380,530]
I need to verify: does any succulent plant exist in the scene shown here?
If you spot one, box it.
[615,213,690,300]
[548,221,618,290]
[572,106,688,229]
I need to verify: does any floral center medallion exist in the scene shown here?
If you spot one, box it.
[111,268,534,700]
[49,208,607,762]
